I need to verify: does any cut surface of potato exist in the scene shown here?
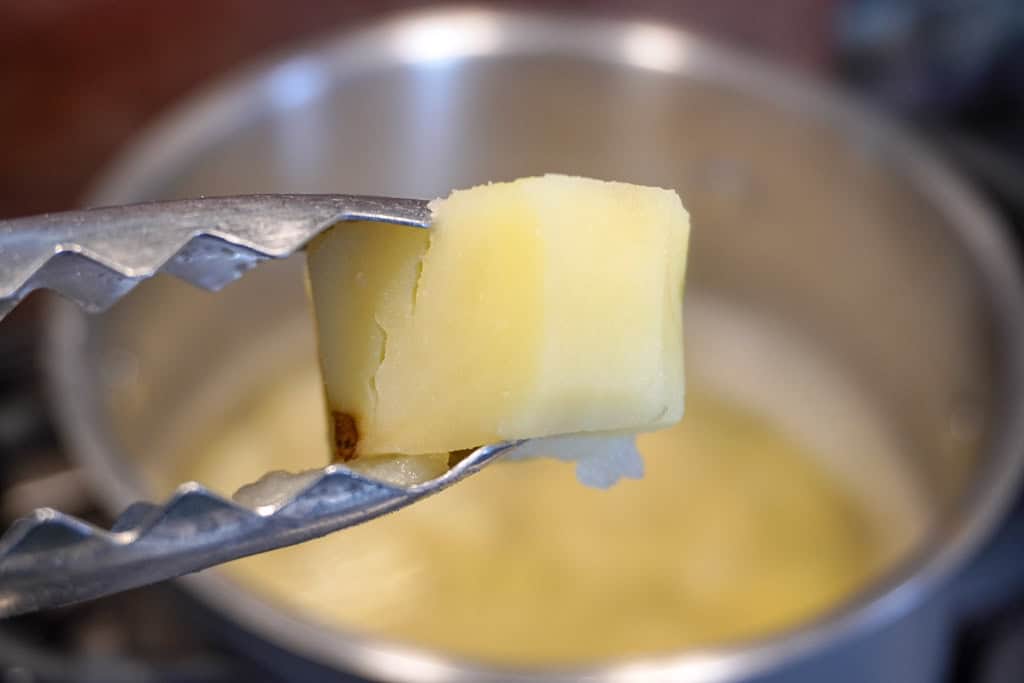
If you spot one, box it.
[346,452,450,486]
[306,175,690,464]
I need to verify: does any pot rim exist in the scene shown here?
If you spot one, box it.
[46,6,1024,682]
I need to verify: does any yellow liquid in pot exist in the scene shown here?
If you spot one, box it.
[176,362,891,665]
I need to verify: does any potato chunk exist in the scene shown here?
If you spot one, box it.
[306,175,689,459]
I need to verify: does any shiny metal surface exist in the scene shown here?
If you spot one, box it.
[0,194,430,320]
[0,438,512,617]
[45,6,1024,683]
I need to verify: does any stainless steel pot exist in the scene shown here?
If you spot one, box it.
[45,7,1024,683]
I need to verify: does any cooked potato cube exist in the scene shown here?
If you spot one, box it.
[306,175,689,460]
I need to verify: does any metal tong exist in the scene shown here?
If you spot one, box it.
[0,194,518,616]
[0,194,432,320]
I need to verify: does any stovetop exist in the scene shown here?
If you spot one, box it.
[0,313,273,683]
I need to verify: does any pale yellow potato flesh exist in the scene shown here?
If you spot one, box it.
[306,175,689,459]
[346,452,449,486]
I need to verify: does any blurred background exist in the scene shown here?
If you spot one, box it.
[2,1,1024,682]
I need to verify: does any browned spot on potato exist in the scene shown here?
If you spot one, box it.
[331,411,359,462]
[448,447,480,468]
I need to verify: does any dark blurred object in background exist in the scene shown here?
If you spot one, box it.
[839,0,1023,117]
[838,0,1024,219]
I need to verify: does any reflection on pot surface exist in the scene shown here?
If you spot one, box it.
[159,299,925,665]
